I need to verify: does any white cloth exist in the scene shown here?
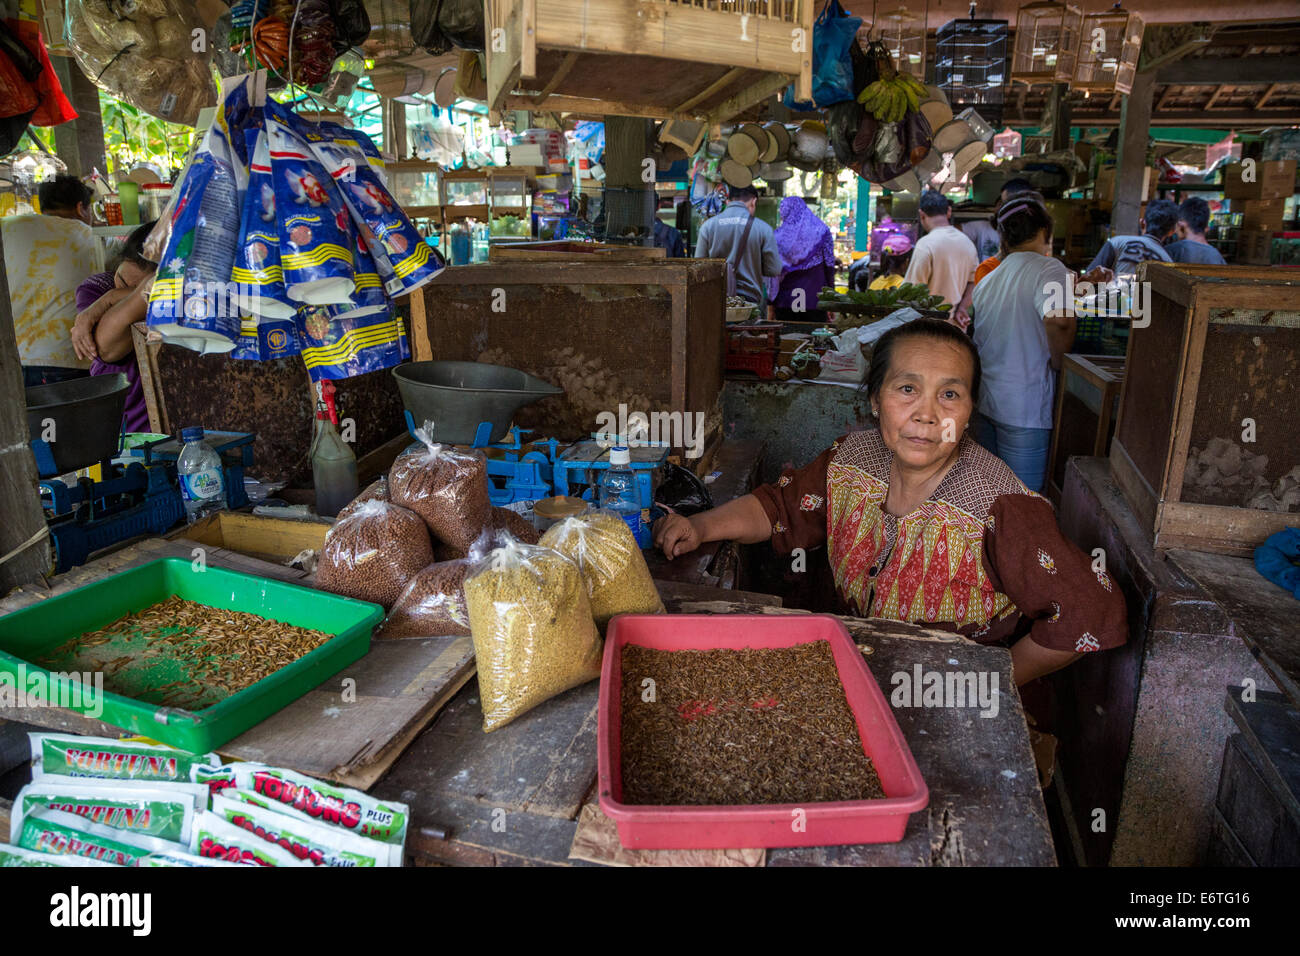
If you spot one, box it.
[1,214,98,370]
[970,251,1070,430]
[903,224,978,307]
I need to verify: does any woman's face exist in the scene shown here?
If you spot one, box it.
[872,338,976,471]
[115,260,152,289]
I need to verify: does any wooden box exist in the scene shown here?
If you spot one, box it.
[483,0,812,123]
[411,259,726,453]
[1108,264,1300,555]
[1046,353,1125,505]
[179,512,330,564]
[1237,228,1276,266]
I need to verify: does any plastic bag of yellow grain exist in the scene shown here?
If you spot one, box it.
[539,509,665,629]
[463,535,603,732]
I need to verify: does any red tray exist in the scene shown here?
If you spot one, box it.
[598,614,928,850]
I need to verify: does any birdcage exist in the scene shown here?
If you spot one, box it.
[1073,4,1144,97]
[1010,1,1083,86]
[935,15,1008,127]
[877,5,927,80]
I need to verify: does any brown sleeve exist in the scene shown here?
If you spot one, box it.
[750,441,837,555]
[981,494,1127,654]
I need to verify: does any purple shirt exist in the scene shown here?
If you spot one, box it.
[76,272,151,434]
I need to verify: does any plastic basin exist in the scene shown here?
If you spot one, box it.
[598,614,928,850]
[25,373,129,473]
[392,360,563,445]
[0,559,383,753]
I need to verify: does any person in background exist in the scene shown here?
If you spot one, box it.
[952,180,1040,328]
[1167,197,1226,266]
[772,196,837,323]
[969,196,1075,493]
[1084,198,1180,280]
[1,175,99,387]
[963,216,1000,262]
[652,196,686,258]
[694,184,782,311]
[869,234,913,290]
[905,190,978,314]
[71,220,157,433]
[653,318,1126,685]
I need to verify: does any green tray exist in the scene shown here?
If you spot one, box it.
[0,559,383,754]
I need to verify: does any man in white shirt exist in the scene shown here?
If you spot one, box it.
[1,175,98,387]
[904,190,979,309]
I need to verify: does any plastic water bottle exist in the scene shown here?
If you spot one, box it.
[177,427,226,524]
[599,446,649,548]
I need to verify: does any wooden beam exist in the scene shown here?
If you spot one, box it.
[1113,68,1157,236]
[1155,86,1176,112]
[705,72,792,126]
[1066,106,1300,127]
[505,93,679,120]
[1256,83,1280,109]
[0,229,53,592]
[1205,85,1224,109]
[528,51,580,106]
[1156,54,1298,85]
[673,67,746,113]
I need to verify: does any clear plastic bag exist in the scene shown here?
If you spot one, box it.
[491,505,539,545]
[337,476,389,521]
[539,509,664,629]
[66,0,216,126]
[463,535,603,732]
[388,424,491,553]
[378,558,472,639]
[315,499,432,609]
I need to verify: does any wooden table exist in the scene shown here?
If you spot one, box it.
[375,591,1055,867]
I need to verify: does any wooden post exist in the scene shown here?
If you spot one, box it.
[604,116,653,241]
[52,58,107,178]
[0,231,52,592]
[1113,68,1157,236]
[1048,82,1072,154]
[382,98,408,161]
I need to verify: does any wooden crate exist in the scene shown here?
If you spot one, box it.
[410,259,725,452]
[178,512,330,564]
[488,240,665,261]
[1046,353,1125,505]
[1108,264,1300,555]
[484,0,812,122]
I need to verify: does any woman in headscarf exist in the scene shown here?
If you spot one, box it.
[771,196,837,324]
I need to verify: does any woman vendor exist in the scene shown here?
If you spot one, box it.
[654,319,1126,684]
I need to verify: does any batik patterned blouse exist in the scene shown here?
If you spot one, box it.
[752,429,1126,653]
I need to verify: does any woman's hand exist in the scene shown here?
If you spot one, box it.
[71,312,101,361]
[653,513,701,560]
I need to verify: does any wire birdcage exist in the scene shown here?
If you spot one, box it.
[1010,1,1083,86]
[876,4,927,80]
[935,15,1008,127]
[1073,3,1144,97]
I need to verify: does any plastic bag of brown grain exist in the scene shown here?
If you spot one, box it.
[491,505,540,544]
[316,500,432,610]
[463,535,603,732]
[378,559,472,639]
[389,425,491,553]
[337,477,389,521]
[539,509,664,629]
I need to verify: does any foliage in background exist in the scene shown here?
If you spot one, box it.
[99,91,195,179]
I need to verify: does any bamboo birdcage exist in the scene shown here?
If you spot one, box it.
[1010,1,1083,86]
[877,5,927,80]
[1073,4,1144,97]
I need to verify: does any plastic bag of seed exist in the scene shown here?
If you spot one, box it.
[378,559,472,639]
[539,508,665,628]
[463,534,603,732]
[491,505,540,544]
[389,425,491,553]
[316,499,433,610]
[337,477,390,521]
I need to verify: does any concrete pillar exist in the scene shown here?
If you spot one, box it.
[51,57,107,178]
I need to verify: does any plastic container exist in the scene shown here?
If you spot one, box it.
[532,495,588,533]
[177,427,226,524]
[391,360,563,446]
[598,447,648,548]
[310,380,358,517]
[598,614,929,850]
[0,558,382,753]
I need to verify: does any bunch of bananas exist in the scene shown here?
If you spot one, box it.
[856,73,928,123]
[820,284,953,311]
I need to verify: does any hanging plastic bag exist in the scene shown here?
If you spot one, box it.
[232,129,296,319]
[265,107,357,304]
[297,301,408,382]
[302,122,443,296]
[65,0,216,126]
[806,0,862,108]
[411,0,486,55]
[463,535,603,732]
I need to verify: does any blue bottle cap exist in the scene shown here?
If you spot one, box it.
[181,427,204,443]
